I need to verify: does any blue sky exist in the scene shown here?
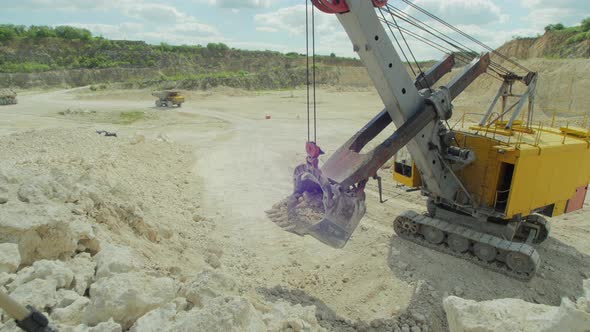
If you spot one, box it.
[1,0,589,60]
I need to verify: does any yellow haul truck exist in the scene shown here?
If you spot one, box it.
[152,90,185,108]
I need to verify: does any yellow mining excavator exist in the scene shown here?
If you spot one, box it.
[269,0,590,280]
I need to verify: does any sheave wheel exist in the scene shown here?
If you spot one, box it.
[473,242,497,262]
[394,216,419,236]
[448,234,470,253]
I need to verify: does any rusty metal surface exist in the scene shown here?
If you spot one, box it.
[415,54,455,89]
[566,185,588,213]
[321,106,436,187]
[446,53,490,101]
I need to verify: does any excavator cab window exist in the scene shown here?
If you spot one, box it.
[495,162,515,212]
[394,159,412,177]
[393,148,421,188]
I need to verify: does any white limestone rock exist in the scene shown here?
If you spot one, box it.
[9,279,58,311]
[262,300,325,332]
[0,243,20,273]
[576,281,590,314]
[58,319,122,332]
[172,296,266,332]
[0,319,20,332]
[52,296,91,325]
[444,294,590,332]
[8,259,73,291]
[66,253,96,295]
[84,272,177,329]
[93,244,141,279]
[55,289,83,308]
[178,270,236,307]
[128,303,177,332]
[0,272,14,287]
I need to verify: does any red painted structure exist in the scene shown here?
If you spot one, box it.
[311,0,387,14]
[566,185,588,213]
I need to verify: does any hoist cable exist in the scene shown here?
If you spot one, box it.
[311,1,317,142]
[305,0,310,142]
[399,0,532,73]
[379,8,417,77]
[385,5,430,91]
[386,10,510,76]
[378,18,505,82]
[386,4,513,75]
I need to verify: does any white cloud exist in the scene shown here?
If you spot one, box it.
[47,2,221,44]
[256,26,279,33]
[62,22,144,40]
[171,21,219,35]
[124,3,187,22]
[206,0,271,8]
[254,5,355,56]
[519,0,590,29]
[3,0,133,10]
[405,0,506,25]
[122,3,220,36]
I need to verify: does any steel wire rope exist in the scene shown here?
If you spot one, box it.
[385,4,513,75]
[398,0,532,73]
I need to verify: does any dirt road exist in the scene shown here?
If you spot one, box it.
[2,87,589,330]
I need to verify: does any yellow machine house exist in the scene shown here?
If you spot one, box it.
[394,121,590,219]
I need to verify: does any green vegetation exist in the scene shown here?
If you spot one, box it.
[0,24,359,74]
[116,111,146,124]
[566,31,590,44]
[544,17,590,44]
[544,23,565,32]
[0,62,52,73]
[0,25,92,41]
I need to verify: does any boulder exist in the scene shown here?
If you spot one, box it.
[8,259,73,291]
[9,279,58,311]
[178,270,236,307]
[58,319,122,332]
[576,280,590,313]
[172,296,266,332]
[0,206,96,265]
[0,243,20,273]
[444,294,590,332]
[93,244,141,279]
[0,170,100,265]
[129,303,177,332]
[0,272,14,287]
[261,300,325,332]
[52,296,91,325]
[66,253,96,295]
[84,272,177,329]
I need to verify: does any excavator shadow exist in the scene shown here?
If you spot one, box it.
[387,233,590,307]
[257,285,435,331]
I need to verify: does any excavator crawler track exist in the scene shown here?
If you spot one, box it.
[394,210,540,281]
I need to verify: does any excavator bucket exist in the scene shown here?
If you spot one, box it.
[267,103,437,248]
[267,160,366,248]
[267,55,456,248]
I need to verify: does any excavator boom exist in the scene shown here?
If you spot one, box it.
[268,0,488,248]
[268,0,580,281]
